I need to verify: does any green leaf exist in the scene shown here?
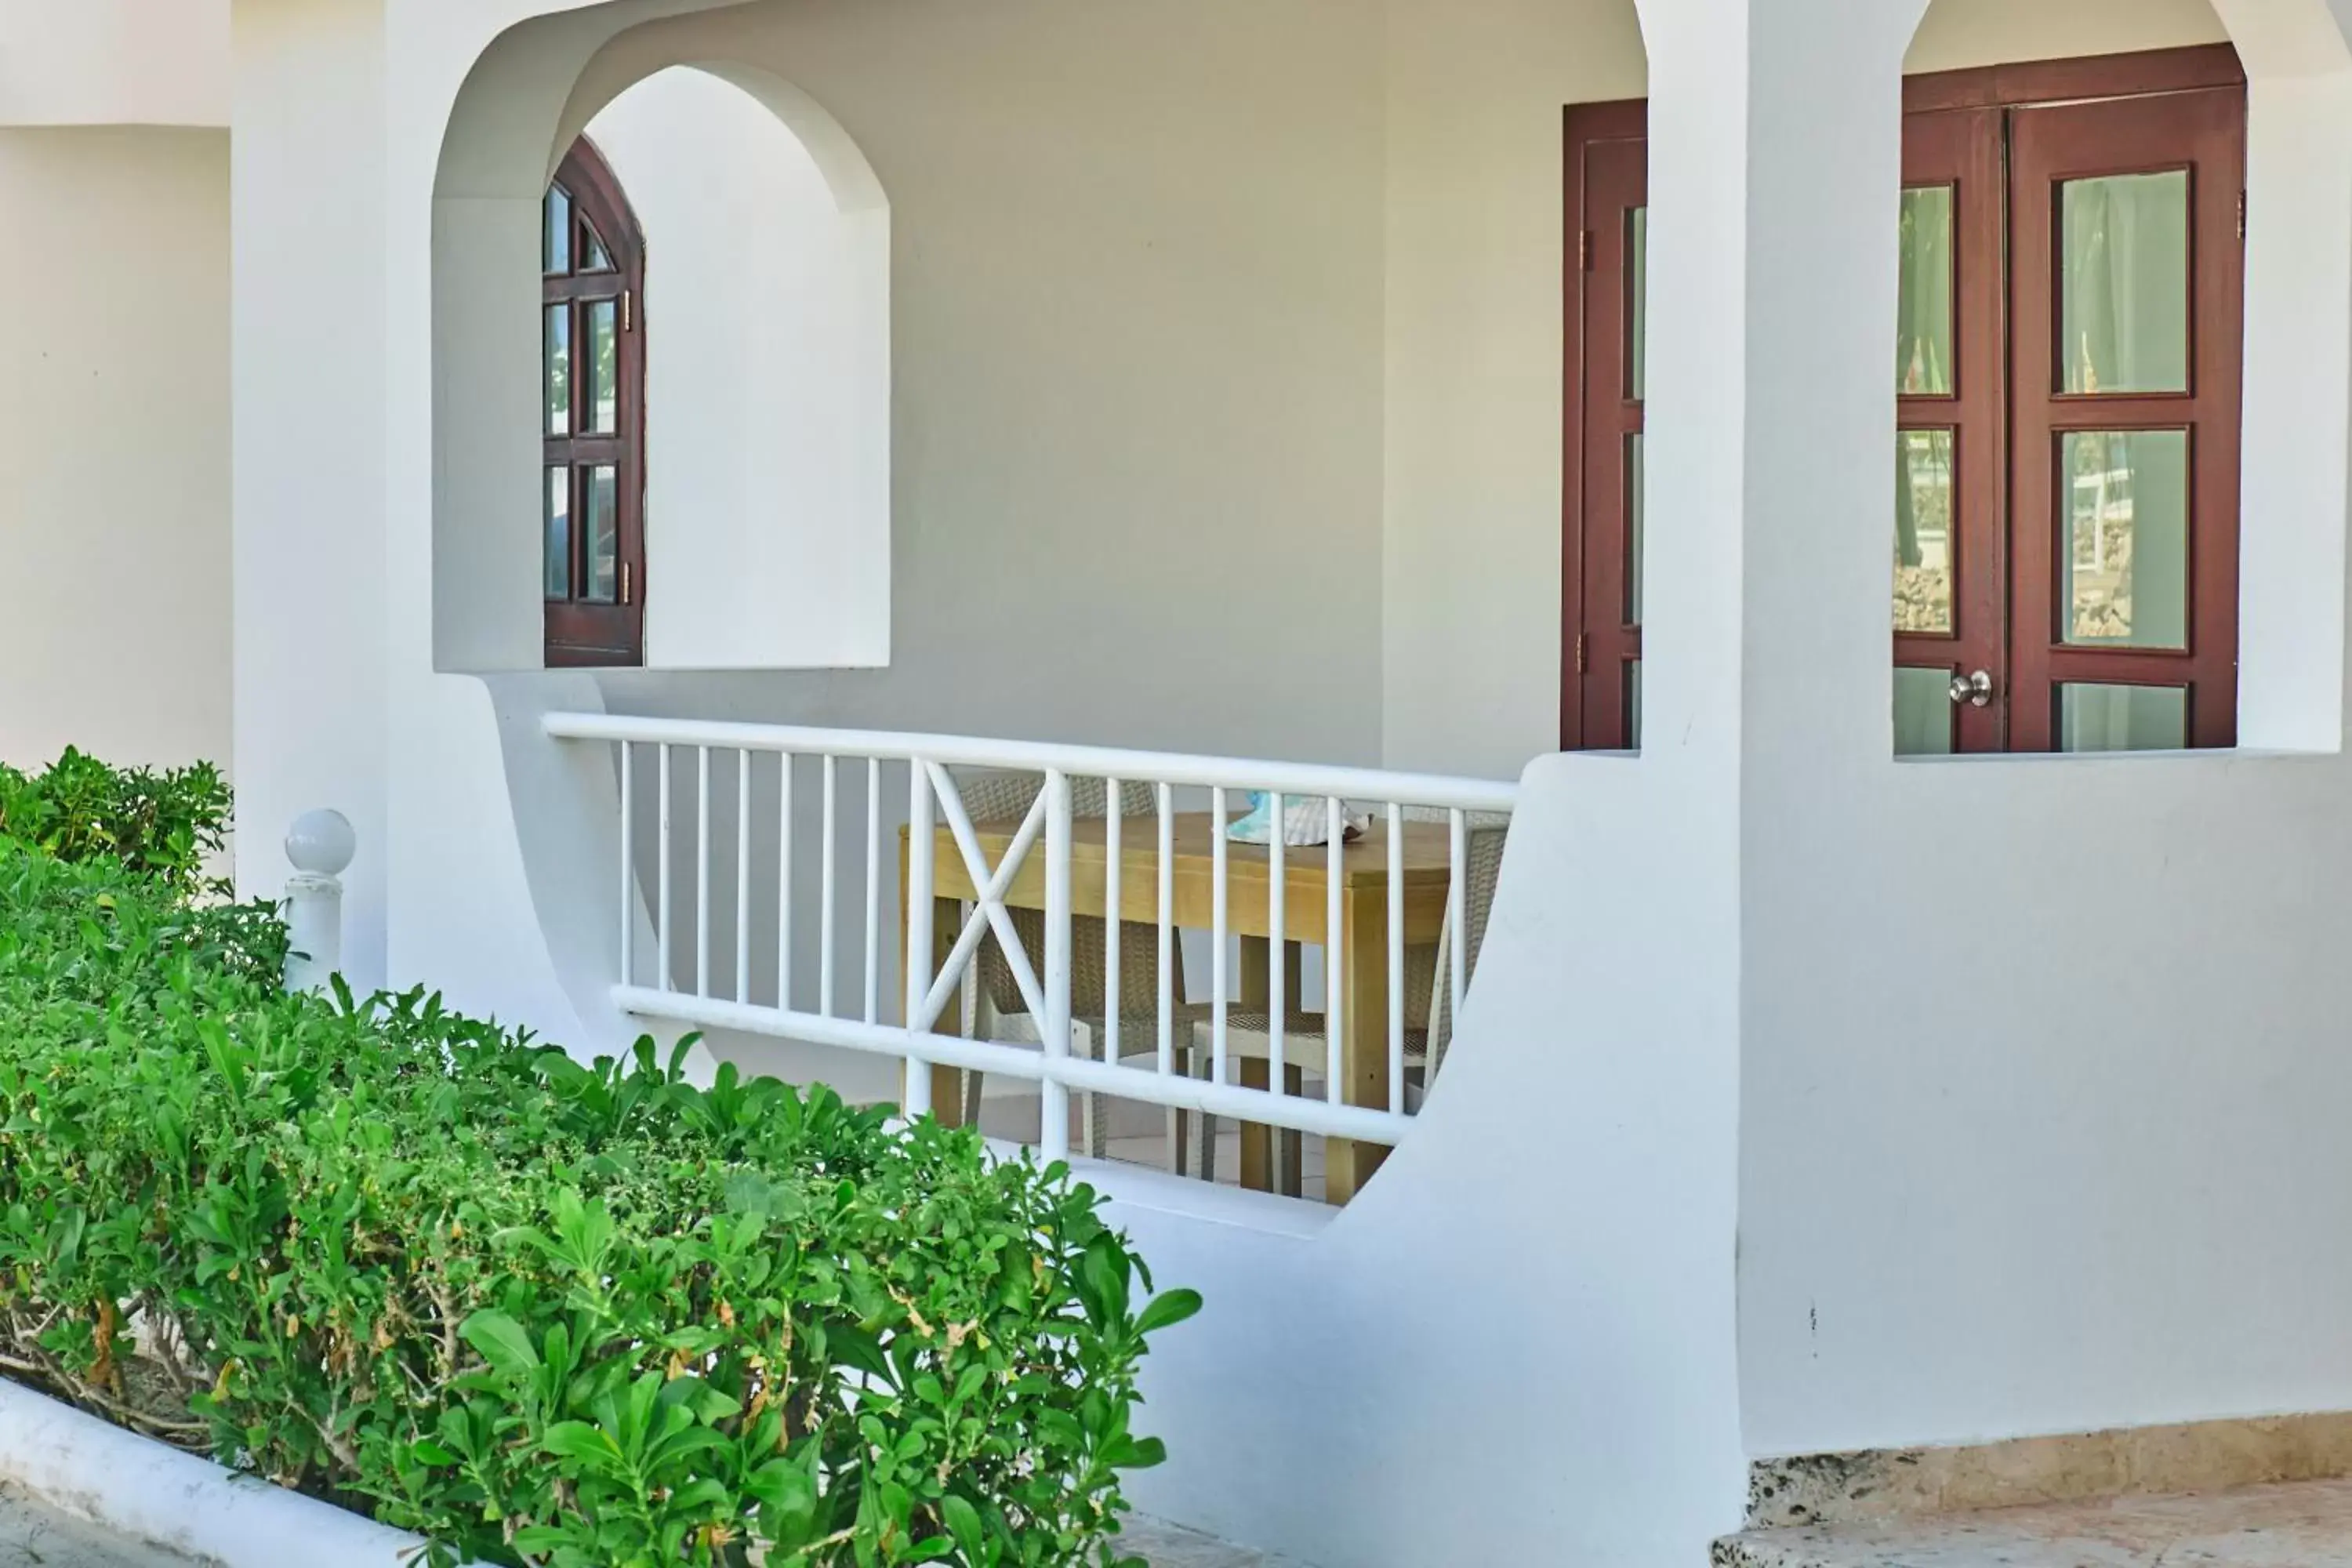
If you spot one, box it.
[940,1495,988,1564]
[459,1311,542,1379]
[1134,1287,1203,1337]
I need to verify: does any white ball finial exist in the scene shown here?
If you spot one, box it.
[285,809,357,877]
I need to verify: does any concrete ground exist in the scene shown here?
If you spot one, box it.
[0,1488,192,1568]
[0,1488,1290,1568]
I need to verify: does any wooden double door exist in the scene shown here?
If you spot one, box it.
[1563,46,2246,755]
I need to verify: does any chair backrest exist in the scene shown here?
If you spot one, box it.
[949,771,1169,1021]
[1421,819,1508,1076]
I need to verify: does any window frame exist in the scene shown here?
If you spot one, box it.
[543,135,648,669]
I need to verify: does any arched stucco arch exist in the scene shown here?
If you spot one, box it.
[430,2,891,676]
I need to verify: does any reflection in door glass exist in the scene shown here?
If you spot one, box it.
[585,466,620,604]
[544,467,570,599]
[545,304,570,437]
[2063,430,2188,648]
[1893,667,1955,756]
[2060,172,2190,394]
[1628,208,1646,401]
[1894,430,1955,634]
[2060,683,2187,752]
[1624,434,1643,623]
[586,300,619,435]
[1897,187,1955,395]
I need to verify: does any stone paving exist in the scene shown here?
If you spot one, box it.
[1121,1515,1316,1567]
[0,1488,192,1568]
[1717,1473,2352,1566]
[0,1490,1289,1568]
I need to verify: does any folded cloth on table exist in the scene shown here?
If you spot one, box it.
[1225,793,1370,847]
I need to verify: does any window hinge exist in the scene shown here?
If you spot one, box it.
[622,289,634,332]
[620,561,632,606]
[1579,230,1593,271]
[1575,633,1589,674]
[2238,190,2247,241]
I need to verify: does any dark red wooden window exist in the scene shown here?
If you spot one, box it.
[543,136,648,668]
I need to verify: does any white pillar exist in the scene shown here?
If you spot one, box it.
[1636,0,1926,1463]
[231,0,390,992]
[2208,0,2352,750]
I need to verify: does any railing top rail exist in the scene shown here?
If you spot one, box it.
[543,711,1520,813]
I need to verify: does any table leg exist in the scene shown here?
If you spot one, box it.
[897,837,966,1126]
[1325,887,1391,1205]
[1237,938,1272,1192]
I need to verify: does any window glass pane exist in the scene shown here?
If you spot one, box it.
[1624,433,1643,624]
[1894,430,1955,635]
[1627,207,1647,401]
[544,185,572,275]
[584,465,620,604]
[2059,683,2188,753]
[544,467,571,599]
[1624,659,1642,749]
[1897,186,1955,395]
[2063,430,2188,648]
[2060,171,2190,394]
[583,220,613,272]
[585,299,619,436]
[545,304,570,437]
[1894,667,1956,756]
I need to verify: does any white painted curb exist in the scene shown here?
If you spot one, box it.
[0,1378,459,1566]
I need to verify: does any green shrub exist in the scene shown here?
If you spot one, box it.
[0,778,1196,1566]
[0,747,232,898]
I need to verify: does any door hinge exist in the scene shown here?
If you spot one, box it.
[622,289,634,332]
[2238,190,2248,241]
[1579,230,1593,271]
[620,561,633,606]
[1575,633,1590,674]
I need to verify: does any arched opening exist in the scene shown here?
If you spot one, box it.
[431,19,890,677]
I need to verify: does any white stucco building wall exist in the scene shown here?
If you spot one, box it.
[0,127,230,772]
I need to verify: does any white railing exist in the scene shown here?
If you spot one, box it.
[543,713,1516,1192]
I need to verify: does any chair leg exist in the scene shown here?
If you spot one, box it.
[1079,1022,1106,1162]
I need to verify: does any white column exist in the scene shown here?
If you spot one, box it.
[2209,0,2352,750]
[231,0,390,993]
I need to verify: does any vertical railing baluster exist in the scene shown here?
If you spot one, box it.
[1158,783,1174,1078]
[1042,769,1073,1163]
[1104,778,1122,1073]
[735,750,752,1005]
[695,747,713,998]
[657,743,673,993]
[1448,808,1468,1054]
[618,742,634,989]
[904,760,935,1120]
[1388,801,1406,1116]
[1211,786,1229,1087]
[778,753,795,1012]
[1158,782,1176,1163]
[820,755,838,1018]
[1326,796,1345,1103]
[1269,791,1285,1102]
[864,756,883,1025]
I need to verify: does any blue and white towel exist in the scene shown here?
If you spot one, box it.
[1225,793,1370,847]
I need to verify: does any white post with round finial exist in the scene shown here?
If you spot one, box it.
[283,810,356,995]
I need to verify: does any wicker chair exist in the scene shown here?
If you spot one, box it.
[1178,816,1509,1188]
[949,771,1215,1166]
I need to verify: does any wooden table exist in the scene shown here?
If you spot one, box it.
[901,812,1456,1203]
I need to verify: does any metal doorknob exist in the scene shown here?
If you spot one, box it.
[1949,670,1994,708]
